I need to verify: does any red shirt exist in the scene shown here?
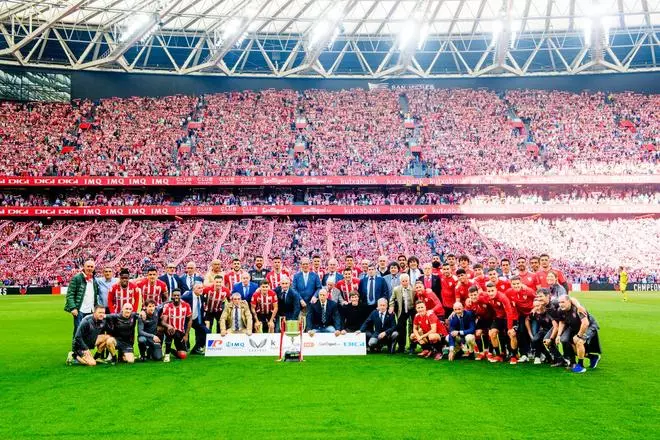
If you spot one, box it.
[465,294,494,320]
[472,275,487,291]
[431,268,442,277]
[414,312,439,334]
[203,286,229,313]
[266,269,291,289]
[137,279,168,306]
[107,283,141,314]
[415,289,443,317]
[224,270,244,287]
[518,271,539,291]
[459,267,475,279]
[162,301,192,333]
[536,268,567,288]
[505,286,535,317]
[488,278,511,294]
[440,275,457,307]
[251,290,278,315]
[335,278,358,301]
[343,267,362,279]
[454,280,475,303]
[487,292,516,330]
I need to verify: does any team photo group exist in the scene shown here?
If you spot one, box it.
[65,252,603,374]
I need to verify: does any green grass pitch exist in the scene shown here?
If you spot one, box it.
[1,291,659,439]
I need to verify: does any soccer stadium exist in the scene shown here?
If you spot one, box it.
[0,0,659,438]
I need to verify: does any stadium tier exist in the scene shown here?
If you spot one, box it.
[0,88,657,178]
[1,218,657,287]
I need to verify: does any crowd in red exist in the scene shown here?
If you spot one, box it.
[0,88,656,177]
[0,218,656,287]
[1,186,657,207]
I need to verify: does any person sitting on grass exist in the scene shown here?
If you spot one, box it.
[67,305,116,367]
[138,300,163,362]
[411,300,443,360]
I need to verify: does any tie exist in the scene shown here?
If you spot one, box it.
[233,307,239,331]
[303,273,308,287]
[403,288,409,312]
[168,275,173,293]
[243,286,247,299]
[368,278,375,303]
[322,304,326,324]
[188,276,192,289]
[380,312,384,326]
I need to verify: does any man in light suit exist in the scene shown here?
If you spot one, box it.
[306,289,341,335]
[231,272,258,302]
[220,293,253,336]
[389,274,415,354]
[359,298,398,353]
[358,264,390,310]
[292,257,322,306]
[159,262,185,299]
[181,261,204,293]
[181,282,209,355]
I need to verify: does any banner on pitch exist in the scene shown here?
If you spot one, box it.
[205,333,367,357]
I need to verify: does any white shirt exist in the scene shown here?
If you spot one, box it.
[80,278,95,313]
[192,294,199,320]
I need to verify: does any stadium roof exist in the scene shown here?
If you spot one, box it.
[0,0,658,78]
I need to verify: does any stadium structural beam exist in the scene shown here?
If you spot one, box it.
[0,0,89,57]
[76,0,181,70]
[181,0,270,74]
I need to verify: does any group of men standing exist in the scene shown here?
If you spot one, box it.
[64,252,602,373]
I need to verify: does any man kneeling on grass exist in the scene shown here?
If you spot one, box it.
[161,289,192,363]
[105,302,140,364]
[67,305,117,366]
[411,300,445,360]
[447,302,477,361]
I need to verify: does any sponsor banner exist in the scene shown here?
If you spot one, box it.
[0,286,53,295]
[0,175,657,187]
[588,283,659,292]
[205,333,367,357]
[0,204,658,218]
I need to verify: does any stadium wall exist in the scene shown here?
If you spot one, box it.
[70,70,660,99]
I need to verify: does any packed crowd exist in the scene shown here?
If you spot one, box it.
[0,88,657,177]
[1,186,657,207]
[1,218,657,287]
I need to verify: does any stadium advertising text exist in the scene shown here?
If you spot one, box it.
[205,333,367,357]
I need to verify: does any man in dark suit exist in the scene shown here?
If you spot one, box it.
[181,261,204,293]
[358,265,389,310]
[159,262,186,299]
[418,263,442,302]
[447,301,477,361]
[306,289,340,334]
[181,282,209,355]
[340,292,370,332]
[359,298,398,353]
[274,276,302,331]
[231,272,258,302]
[292,257,322,305]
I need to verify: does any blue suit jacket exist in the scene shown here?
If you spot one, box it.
[274,286,301,320]
[292,271,322,302]
[358,276,390,305]
[181,291,207,325]
[159,273,186,295]
[231,282,259,302]
[360,309,397,335]
[179,274,204,293]
[448,311,476,336]
[321,272,344,286]
[306,299,341,330]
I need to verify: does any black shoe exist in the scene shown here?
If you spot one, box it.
[138,355,147,362]
[551,360,565,367]
[191,348,205,355]
[407,349,415,356]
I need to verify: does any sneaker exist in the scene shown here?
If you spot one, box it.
[509,356,518,365]
[540,353,546,363]
[571,364,587,374]
[534,357,542,365]
[138,356,146,362]
[434,353,443,361]
[589,354,601,369]
[66,351,74,366]
[518,355,529,363]
[418,350,430,358]
[424,350,434,359]
[551,360,565,368]
[475,351,488,361]
[488,355,503,363]
[163,354,171,363]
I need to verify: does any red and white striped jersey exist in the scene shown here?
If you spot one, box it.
[204,286,229,313]
[266,269,291,289]
[224,270,245,287]
[137,279,168,306]
[251,290,278,315]
[162,301,192,333]
[107,283,141,314]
